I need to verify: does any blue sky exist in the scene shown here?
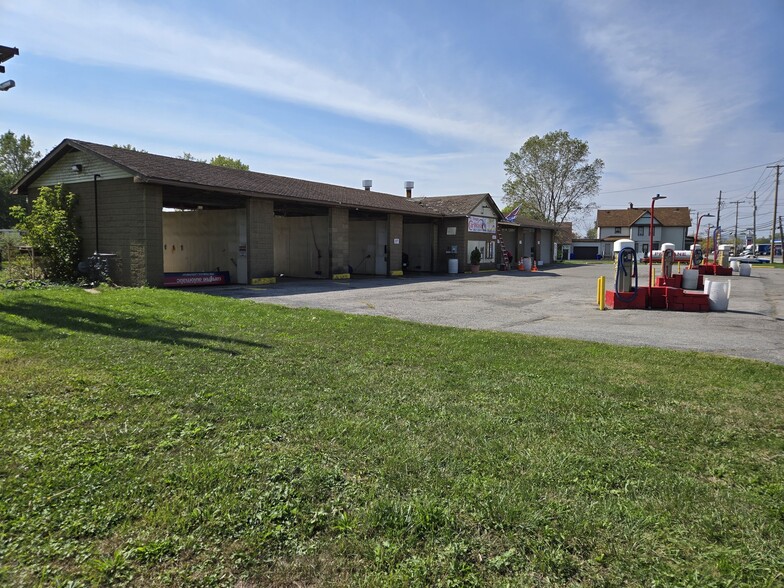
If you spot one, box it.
[2,0,783,236]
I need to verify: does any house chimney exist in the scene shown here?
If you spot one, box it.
[362,179,372,191]
[629,202,634,209]
[404,180,414,198]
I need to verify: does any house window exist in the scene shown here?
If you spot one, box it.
[614,227,621,234]
[638,226,645,236]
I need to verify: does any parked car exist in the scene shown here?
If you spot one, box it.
[729,254,770,264]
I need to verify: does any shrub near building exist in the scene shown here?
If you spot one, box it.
[9,184,80,283]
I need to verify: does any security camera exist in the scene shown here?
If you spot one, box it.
[0,80,15,91]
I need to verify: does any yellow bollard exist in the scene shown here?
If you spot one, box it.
[597,275,606,310]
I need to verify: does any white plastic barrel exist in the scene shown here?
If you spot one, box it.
[739,263,752,277]
[706,280,731,312]
[448,258,459,274]
[523,257,532,271]
[682,269,699,290]
[730,260,740,272]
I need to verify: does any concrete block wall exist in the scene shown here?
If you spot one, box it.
[329,207,349,276]
[69,178,163,286]
[388,214,403,274]
[247,198,274,280]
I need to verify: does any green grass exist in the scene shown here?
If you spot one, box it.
[1,286,783,587]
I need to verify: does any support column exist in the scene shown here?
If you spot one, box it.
[247,198,275,283]
[534,228,542,262]
[144,185,164,287]
[388,214,403,276]
[431,222,439,273]
[329,207,349,278]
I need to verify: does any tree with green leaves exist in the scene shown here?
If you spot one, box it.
[181,152,207,163]
[181,152,248,169]
[503,130,603,226]
[112,143,147,152]
[209,154,249,171]
[1,131,41,227]
[10,184,80,282]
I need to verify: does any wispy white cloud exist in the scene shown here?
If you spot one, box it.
[7,0,781,227]
[5,0,521,148]
[565,0,783,215]
[570,2,758,146]
[4,87,500,197]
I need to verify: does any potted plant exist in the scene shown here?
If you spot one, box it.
[470,246,481,273]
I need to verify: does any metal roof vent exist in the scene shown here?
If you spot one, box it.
[404,181,414,198]
[362,179,372,191]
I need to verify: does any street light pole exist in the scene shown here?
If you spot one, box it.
[649,194,666,291]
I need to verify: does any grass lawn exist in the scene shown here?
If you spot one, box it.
[1,286,783,587]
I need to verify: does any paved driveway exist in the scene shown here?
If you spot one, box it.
[203,264,784,365]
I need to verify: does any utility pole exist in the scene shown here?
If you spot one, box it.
[716,190,723,239]
[729,200,742,251]
[768,165,781,263]
[752,191,757,250]
[779,216,783,263]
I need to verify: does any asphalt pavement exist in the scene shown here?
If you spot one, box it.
[201,263,784,365]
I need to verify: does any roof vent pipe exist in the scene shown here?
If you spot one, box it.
[404,181,414,198]
[362,180,372,191]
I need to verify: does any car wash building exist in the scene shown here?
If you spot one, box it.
[12,139,556,286]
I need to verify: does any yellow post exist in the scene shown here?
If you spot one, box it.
[597,275,606,310]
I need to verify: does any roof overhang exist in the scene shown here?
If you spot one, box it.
[11,138,141,195]
[13,139,437,217]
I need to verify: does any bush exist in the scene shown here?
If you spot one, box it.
[470,247,482,265]
[0,230,36,281]
[9,184,80,283]
[0,230,21,263]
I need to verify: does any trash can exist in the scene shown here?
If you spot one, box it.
[682,269,699,290]
[448,258,458,274]
[705,280,731,312]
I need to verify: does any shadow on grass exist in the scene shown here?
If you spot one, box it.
[0,298,271,354]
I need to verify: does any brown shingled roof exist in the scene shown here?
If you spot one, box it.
[14,139,568,231]
[597,206,691,227]
[412,194,492,216]
[14,139,434,217]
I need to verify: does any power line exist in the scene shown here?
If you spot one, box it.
[599,158,784,195]
[739,167,775,202]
